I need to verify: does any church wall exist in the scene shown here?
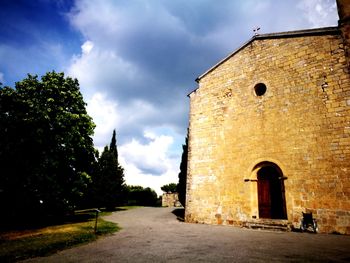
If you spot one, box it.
[185,33,350,234]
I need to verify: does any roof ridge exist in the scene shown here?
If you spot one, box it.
[195,26,340,83]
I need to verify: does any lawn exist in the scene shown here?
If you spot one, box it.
[0,209,120,262]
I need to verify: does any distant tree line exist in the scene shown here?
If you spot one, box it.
[0,72,159,225]
[161,183,177,193]
[126,185,159,206]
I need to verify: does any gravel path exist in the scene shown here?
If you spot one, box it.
[24,207,350,262]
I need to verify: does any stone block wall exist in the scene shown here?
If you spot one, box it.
[186,31,350,234]
[162,193,181,207]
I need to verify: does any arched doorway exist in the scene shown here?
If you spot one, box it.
[256,163,287,219]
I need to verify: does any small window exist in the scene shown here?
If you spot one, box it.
[254,83,267,96]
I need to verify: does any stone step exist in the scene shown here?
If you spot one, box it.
[244,219,291,232]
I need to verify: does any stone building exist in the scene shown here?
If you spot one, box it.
[162,192,181,207]
[185,0,350,234]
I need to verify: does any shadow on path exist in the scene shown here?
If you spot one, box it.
[171,208,185,222]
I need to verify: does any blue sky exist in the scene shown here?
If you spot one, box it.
[0,0,338,194]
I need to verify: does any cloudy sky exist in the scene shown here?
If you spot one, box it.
[0,0,338,195]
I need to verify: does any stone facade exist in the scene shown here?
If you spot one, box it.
[162,193,181,207]
[185,4,350,234]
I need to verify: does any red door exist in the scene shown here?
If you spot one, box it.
[257,164,287,219]
[258,178,271,218]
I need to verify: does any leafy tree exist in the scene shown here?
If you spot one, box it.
[0,72,96,221]
[91,131,125,210]
[161,183,178,193]
[177,132,188,207]
[126,185,158,206]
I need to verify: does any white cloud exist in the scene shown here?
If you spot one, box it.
[81,40,94,55]
[67,41,140,99]
[240,0,271,15]
[86,92,119,149]
[297,0,338,28]
[86,93,181,196]
[120,131,175,175]
[121,100,158,127]
[119,131,180,196]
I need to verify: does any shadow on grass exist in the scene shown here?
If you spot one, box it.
[0,216,82,232]
[1,207,121,232]
[1,206,143,233]
[0,208,121,262]
[172,208,185,222]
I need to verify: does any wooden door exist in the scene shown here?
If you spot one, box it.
[258,178,271,218]
[256,164,287,219]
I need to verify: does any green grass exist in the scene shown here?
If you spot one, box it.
[0,211,120,262]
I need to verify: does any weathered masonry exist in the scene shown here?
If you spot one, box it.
[185,0,350,234]
[162,192,181,207]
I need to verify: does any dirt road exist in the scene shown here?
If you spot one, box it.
[24,207,350,262]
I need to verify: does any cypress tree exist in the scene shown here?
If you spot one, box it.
[109,129,118,161]
[92,130,125,209]
[177,132,188,207]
